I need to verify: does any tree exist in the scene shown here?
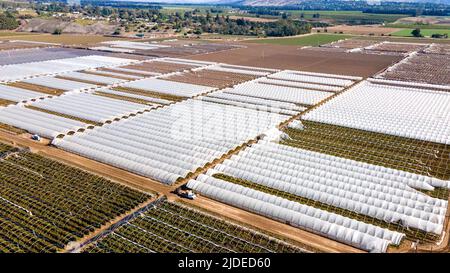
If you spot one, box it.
[0,12,19,30]
[411,28,422,37]
[431,33,448,39]
[113,28,121,35]
[52,28,62,35]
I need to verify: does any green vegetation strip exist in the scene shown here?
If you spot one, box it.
[386,23,450,30]
[246,34,353,46]
[0,142,14,154]
[391,28,450,37]
[212,173,440,243]
[283,121,450,181]
[287,10,408,23]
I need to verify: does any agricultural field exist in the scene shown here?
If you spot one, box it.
[83,198,306,253]
[0,145,150,253]
[391,28,450,38]
[246,34,353,46]
[318,25,400,36]
[0,28,449,256]
[379,53,450,85]
[386,23,450,30]
[286,10,408,23]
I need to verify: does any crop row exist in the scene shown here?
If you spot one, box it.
[284,121,450,181]
[83,198,304,253]
[0,151,150,252]
[213,173,440,243]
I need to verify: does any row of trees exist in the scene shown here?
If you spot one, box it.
[411,28,448,39]
[190,14,311,37]
[0,12,19,30]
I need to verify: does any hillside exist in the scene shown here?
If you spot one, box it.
[242,0,299,5]
[17,18,118,35]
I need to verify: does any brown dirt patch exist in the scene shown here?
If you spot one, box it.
[186,43,403,77]
[123,61,196,74]
[166,70,257,89]
[8,82,64,96]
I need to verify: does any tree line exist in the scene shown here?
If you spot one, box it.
[0,12,19,30]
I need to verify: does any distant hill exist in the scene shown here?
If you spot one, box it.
[112,0,450,6]
[239,0,450,6]
[241,0,299,6]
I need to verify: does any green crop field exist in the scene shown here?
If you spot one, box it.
[246,34,353,46]
[386,23,450,30]
[286,10,408,23]
[391,28,450,37]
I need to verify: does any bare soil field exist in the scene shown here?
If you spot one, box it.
[321,39,380,49]
[369,42,427,53]
[0,40,50,51]
[187,43,402,77]
[123,61,197,74]
[165,70,257,88]
[318,25,400,36]
[380,53,450,85]
[424,43,450,55]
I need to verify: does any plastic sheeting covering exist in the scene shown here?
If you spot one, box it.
[87,70,143,80]
[0,105,86,138]
[23,76,97,91]
[0,55,138,82]
[101,67,161,77]
[98,89,171,105]
[227,81,333,106]
[60,71,126,85]
[210,141,448,235]
[0,84,49,102]
[209,91,304,112]
[259,78,342,92]
[102,41,170,50]
[257,141,448,190]
[30,92,152,123]
[89,46,136,53]
[187,176,404,253]
[53,99,290,184]
[270,70,359,87]
[161,58,217,67]
[302,80,450,145]
[122,78,216,98]
[198,96,297,116]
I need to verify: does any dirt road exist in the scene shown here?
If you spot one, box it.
[0,130,364,253]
